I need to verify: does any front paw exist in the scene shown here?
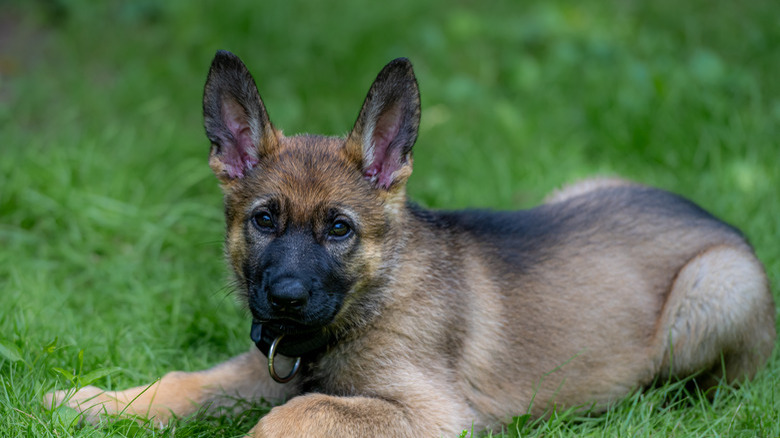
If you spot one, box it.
[248,398,314,438]
[44,385,117,425]
[44,382,172,427]
[247,394,408,438]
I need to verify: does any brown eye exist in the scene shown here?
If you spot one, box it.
[328,220,352,239]
[253,211,274,231]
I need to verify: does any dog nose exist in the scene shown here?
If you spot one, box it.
[268,278,309,312]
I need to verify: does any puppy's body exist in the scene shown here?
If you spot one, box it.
[46,53,775,437]
[309,181,771,427]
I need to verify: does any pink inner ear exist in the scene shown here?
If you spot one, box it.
[364,105,403,189]
[222,101,260,179]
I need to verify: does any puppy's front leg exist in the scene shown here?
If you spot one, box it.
[251,392,455,438]
[45,347,296,425]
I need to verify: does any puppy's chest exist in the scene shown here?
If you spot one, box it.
[298,350,369,395]
[297,325,408,396]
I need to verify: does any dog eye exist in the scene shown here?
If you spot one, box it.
[328,220,352,239]
[252,211,275,231]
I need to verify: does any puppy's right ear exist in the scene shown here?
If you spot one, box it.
[203,50,278,181]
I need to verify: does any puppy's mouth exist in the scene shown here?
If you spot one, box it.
[253,318,322,335]
[248,299,337,335]
[250,318,332,359]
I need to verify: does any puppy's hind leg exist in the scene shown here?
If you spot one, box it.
[655,245,776,388]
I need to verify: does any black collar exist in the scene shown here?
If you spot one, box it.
[250,322,331,358]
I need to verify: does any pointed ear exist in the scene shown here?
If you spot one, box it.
[203,50,278,181]
[345,58,421,190]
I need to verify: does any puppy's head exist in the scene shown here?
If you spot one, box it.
[202,51,420,333]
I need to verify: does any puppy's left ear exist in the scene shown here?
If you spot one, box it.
[345,58,421,191]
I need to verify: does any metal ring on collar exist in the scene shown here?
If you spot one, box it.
[267,334,302,383]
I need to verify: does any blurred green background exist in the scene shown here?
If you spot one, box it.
[1,0,778,436]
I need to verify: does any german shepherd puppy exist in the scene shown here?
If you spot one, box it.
[47,51,776,437]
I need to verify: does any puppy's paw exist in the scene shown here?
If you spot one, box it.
[44,385,117,425]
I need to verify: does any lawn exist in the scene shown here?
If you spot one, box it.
[1,0,778,436]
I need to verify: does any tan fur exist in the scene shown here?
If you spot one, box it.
[543,176,636,204]
[45,54,776,437]
[45,349,295,426]
[655,245,775,385]
[44,174,777,436]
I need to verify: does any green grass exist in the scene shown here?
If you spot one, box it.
[1,0,778,436]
